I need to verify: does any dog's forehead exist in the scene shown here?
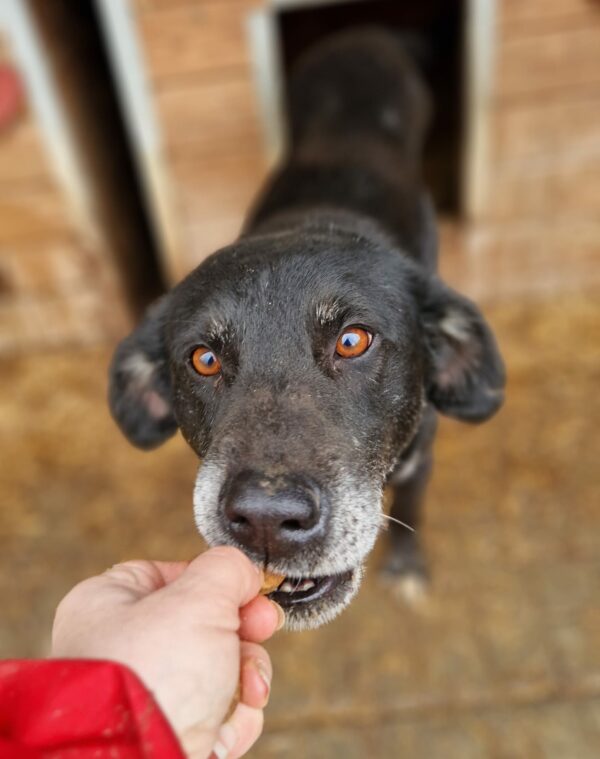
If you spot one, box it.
[171,233,409,333]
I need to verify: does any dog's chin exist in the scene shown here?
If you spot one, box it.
[265,565,364,631]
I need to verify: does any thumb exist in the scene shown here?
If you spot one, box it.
[88,547,260,608]
[172,546,263,611]
[52,548,262,653]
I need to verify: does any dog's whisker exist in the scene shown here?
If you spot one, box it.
[379,513,415,532]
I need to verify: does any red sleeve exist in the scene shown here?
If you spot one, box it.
[0,659,186,759]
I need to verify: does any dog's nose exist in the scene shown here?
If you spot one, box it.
[222,471,327,560]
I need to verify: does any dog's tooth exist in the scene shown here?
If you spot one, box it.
[277,578,315,593]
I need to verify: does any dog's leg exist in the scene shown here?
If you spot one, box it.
[381,410,436,602]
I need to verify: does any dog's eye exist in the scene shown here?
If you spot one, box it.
[335,327,372,358]
[191,346,222,376]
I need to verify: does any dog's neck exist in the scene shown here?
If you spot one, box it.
[245,205,396,251]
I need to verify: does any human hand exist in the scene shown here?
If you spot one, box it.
[52,547,284,759]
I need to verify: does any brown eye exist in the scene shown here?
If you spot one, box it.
[335,327,372,358]
[191,346,222,376]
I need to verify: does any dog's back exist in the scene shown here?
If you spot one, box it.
[248,28,437,269]
[288,27,430,164]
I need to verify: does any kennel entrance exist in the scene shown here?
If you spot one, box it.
[249,0,496,218]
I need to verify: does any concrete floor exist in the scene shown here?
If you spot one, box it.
[0,292,598,758]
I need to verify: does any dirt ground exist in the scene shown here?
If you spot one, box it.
[1,292,598,758]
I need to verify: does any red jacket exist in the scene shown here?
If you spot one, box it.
[0,660,185,758]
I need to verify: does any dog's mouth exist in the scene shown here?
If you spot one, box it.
[266,569,354,608]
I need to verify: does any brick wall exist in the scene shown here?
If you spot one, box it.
[464,0,600,298]
[133,0,600,300]
[0,33,127,355]
[134,0,268,276]
[2,0,598,357]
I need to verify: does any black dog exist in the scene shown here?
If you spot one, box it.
[109,29,505,630]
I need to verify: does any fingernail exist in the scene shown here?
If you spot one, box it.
[209,722,236,759]
[271,600,286,631]
[242,657,271,709]
[253,658,272,698]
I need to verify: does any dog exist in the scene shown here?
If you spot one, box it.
[108,29,505,630]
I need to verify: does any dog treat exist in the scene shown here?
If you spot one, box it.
[260,571,285,595]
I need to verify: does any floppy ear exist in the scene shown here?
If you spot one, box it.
[418,277,505,422]
[108,296,178,449]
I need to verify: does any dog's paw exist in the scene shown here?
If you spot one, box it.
[379,548,430,607]
[380,568,430,608]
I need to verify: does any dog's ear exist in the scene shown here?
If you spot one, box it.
[108,295,178,449]
[417,276,505,422]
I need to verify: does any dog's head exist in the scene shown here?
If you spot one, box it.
[109,228,504,629]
